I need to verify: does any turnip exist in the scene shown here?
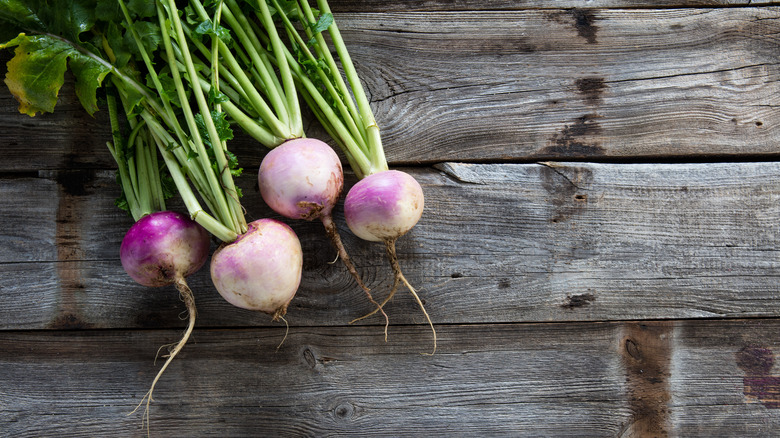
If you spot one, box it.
[104,90,216,426]
[180,0,386,325]
[211,218,303,320]
[120,211,210,288]
[119,211,210,419]
[258,138,388,327]
[270,0,437,353]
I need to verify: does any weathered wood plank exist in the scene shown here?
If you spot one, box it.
[1,161,778,330]
[343,8,780,163]
[2,8,780,170]
[331,0,775,12]
[2,319,780,436]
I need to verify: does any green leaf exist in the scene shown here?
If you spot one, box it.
[309,13,332,35]
[159,171,176,200]
[114,192,131,213]
[145,68,185,108]
[225,149,242,177]
[105,22,131,67]
[0,0,98,43]
[1,33,110,116]
[130,20,162,57]
[266,0,300,21]
[194,110,234,147]
[69,48,111,114]
[186,149,199,160]
[208,87,229,105]
[194,19,232,46]
[307,13,332,46]
[126,0,156,18]
[95,0,123,22]
[212,110,234,142]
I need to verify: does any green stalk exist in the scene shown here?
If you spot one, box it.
[106,93,144,221]
[158,0,240,233]
[257,0,302,136]
[133,127,153,215]
[144,129,166,212]
[187,0,292,141]
[273,2,366,155]
[316,0,388,175]
[294,0,366,147]
[221,0,291,130]
[143,112,238,242]
[165,0,245,234]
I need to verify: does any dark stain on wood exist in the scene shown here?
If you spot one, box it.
[49,170,93,330]
[547,9,598,44]
[621,322,672,437]
[49,313,92,330]
[576,77,607,105]
[303,346,339,371]
[736,346,780,409]
[539,163,593,223]
[55,170,94,197]
[562,293,595,309]
[543,114,605,158]
[572,9,598,44]
[498,278,511,289]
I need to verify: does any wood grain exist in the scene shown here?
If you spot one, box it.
[2,8,780,171]
[341,8,780,163]
[2,3,780,435]
[330,0,771,12]
[2,161,778,330]
[2,319,780,437]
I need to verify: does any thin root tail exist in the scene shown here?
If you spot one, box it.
[322,215,389,339]
[129,275,197,435]
[384,239,437,355]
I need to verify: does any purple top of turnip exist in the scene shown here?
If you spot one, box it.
[344,170,424,242]
[120,211,211,287]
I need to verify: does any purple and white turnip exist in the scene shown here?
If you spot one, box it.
[258,138,388,326]
[210,218,303,320]
[120,210,210,417]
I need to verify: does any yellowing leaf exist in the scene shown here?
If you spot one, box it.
[1,33,110,116]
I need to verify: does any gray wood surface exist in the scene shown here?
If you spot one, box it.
[2,1,780,436]
[3,319,780,437]
[332,1,776,12]
[3,7,780,170]
[2,162,778,331]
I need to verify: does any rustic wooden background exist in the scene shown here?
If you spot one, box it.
[2,1,780,436]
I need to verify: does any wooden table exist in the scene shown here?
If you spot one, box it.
[2,1,780,436]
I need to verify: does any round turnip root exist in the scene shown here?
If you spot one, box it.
[343,170,424,242]
[121,211,210,287]
[258,138,387,331]
[210,218,303,321]
[344,170,435,353]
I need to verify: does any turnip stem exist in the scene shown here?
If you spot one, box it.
[316,0,388,175]
[294,0,367,149]
[106,93,144,221]
[162,0,246,234]
[144,112,238,242]
[254,0,302,136]
[219,1,291,132]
